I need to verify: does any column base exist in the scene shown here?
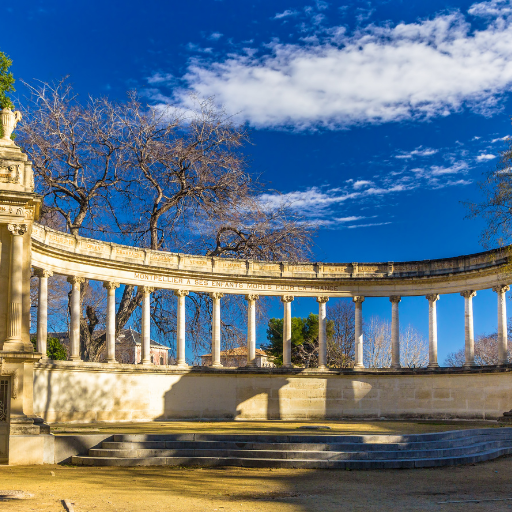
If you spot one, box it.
[141,360,151,365]
[176,363,190,369]
[2,340,34,352]
[428,363,439,369]
[353,363,365,369]
[463,362,476,368]
[391,364,401,369]
[69,356,82,362]
[211,363,223,369]
[107,359,118,364]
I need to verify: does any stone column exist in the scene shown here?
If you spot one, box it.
[493,285,510,365]
[174,290,189,367]
[34,268,52,359]
[461,290,477,367]
[140,286,155,365]
[317,297,329,369]
[353,296,365,368]
[282,296,294,368]
[245,294,259,367]
[426,294,439,368]
[210,292,224,368]
[5,224,28,349]
[390,296,401,369]
[103,281,120,363]
[67,276,85,361]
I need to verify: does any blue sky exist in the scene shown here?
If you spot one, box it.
[6,0,512,362]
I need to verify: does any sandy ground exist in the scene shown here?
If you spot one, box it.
[2,458,512,511]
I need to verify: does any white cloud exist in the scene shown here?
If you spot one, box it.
[491,135,510,142]
[273,9,299,19]
[395,147,438,159]
[172,2,512,130]
[353,180,373,189]
[476,153,497,161]
[208,32,223,41]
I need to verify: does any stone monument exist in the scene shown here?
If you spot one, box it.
[0,108,49,464]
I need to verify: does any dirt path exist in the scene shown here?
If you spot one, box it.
[2,457,512,511]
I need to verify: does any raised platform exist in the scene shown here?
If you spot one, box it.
[70,428,512,469]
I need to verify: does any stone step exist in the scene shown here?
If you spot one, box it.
[101,433,512,452]
[112,427,512,445]
[71,446,512,469]
[89,440,511,461]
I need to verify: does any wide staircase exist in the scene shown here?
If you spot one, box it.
[71,427,512,469]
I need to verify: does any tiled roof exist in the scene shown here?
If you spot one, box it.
[201,347,268,357]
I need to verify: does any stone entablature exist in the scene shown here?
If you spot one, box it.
[31,224,511,297]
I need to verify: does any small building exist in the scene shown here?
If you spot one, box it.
[201,347,274,367]
[48,328,170,365]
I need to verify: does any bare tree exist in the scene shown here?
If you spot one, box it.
[466,134,512,249]
[364,316,392,368]
[444,329,512,367]
[400,324,429,368]
[19,80,313,361]
[363,316,428,368]
[327,300,355,367]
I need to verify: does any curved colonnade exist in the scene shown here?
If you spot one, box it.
[30,224,512,369]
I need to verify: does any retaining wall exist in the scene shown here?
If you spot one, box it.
[32,362,512,422]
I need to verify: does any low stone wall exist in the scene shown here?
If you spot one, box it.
[32,362,512,422]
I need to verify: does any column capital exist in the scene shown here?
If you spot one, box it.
[426,294,439,302]
[492,284,510,294]
[316,296,329,304]
[34,267,53,278]
[460,290,477,299]
[245,294,260,302]
[7,223,28,236]
[281,295,294,303]
[389,295,401,304]
[353,296,365,304]
[140,286,156,294]
[103,281,120,290]
[209,292,224,300]
[174,289,190,298]
[67,275,85,285]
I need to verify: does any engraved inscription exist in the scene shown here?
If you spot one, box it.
[291,265,314,272]
[151,253,178,264]
[0,204,24,216]
[217,261,246,269]
[81,241,106,253]
[254,263,280,271]
[323,266,349,273]
[133,272,340,293]
[183,258,209,267]
[48,233,75,247]
[115,248,144,259]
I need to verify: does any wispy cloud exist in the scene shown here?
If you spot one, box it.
[169,2,512,130]
[208,32,223,41]
[273,9,299,19]
[491,135,510,142]
[395,147,438,159]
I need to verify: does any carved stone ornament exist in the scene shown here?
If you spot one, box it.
[492,284,510,294]
[140,286,156,294]
[0,164,21,184]
[209,292,225,300]
[316,296,329,304]
[0,359,19,399]
[245,294,260,302]
[0,108,22,144]
[7,223,28,236]
[174,290,189,298]
[460,290,477,299]
[67,276,86,286]
[426,294,440,302]
[103,281,120,290]
[389,295,401,304]
[281,295,294,303]
[34,268,53,279]
[353,296,365,304]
